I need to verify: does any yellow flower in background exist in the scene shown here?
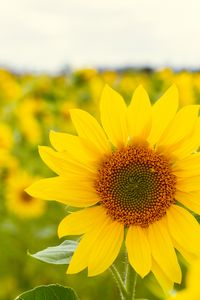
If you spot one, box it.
[0,69,22,103]
[167,259,200,300]
[6,172,45,218]
[0,123,13,151]
[0,151,18,179]
[16,98,45,145]
[175,72,195,107]
[119,72,149,97]
[26,84,200,291]
[101,70,117,85]
[74,68,98,81]
[59,100,78,133]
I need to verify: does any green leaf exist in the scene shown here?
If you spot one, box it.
[15,284,79,300]
[28,240,78,265]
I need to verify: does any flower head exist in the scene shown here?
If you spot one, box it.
[26,84,200,291]
[7,171,45,218]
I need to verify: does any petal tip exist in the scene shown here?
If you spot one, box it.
[88,268,99,277]
[169,83,179,96]
[24,186,31,195]
[102,84,116,96]
[38,145,45,152]
[136,84,146,91]
[69,108,81,119]
[24,184,36,197]
[57,225,63,239]
[57,218,68,238]
[49,129,56,138]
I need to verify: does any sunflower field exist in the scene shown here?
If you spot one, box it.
[1,67,200,300]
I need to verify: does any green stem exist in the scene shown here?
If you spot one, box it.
[123,251,129,287]
[110,257,149,300]
[125,262,138,300]
[110,264,128,299]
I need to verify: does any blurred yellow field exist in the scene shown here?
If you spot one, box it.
[1,67,200,300]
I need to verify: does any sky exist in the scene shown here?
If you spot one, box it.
[0,0,200,72]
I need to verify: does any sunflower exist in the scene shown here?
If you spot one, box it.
[26,84,200,291]
[6,171,45,218]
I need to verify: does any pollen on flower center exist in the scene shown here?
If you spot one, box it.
[95,144,177,227]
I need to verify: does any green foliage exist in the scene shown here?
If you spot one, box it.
[29,240,78,265]
[15,284,79,300]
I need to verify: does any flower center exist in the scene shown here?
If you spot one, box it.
[95,144,176,227]
[21,191,33,203]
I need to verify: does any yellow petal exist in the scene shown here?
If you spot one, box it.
[173,239,197,264]
[158,105,199,147]
[175,190,200,215]
[39,146,96,177]
[88,220,124,276]
[151,259,174,292]
[67,211,110,274]
[49,131,99,161]
[164,118,200,160]
[127,85,152,140]
[58,206,106,237]
[25,177,99,207]
[100,84,128,147]
[147,218,181,283]
[177,176,200,192]
[126,225,151,278]
[70,109,110,155]
[167,205,200,254]
[67,231,94,273]
[148,84,179,146]
[173,153,200,178]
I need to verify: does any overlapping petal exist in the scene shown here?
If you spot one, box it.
[177,176,200,192]
[58,206,107,237]
[148,84,179,146]
[70,108,111,155]
[67,212,123,275]
[50,130,101,161]
[151,259,174,292]
[127,85,152,140]
[147,218,181,283]
[167,205,200,254]
[25,176,99,207]
[175,190,200,215]
[173,153,200,177]
[88,220,124,276]
[172,239,197,264]
[100,84,128,147]
[163,118,200,160]
[158,105,199,147]
[38,146,97,177]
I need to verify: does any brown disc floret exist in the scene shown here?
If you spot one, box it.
[95,144,176,227]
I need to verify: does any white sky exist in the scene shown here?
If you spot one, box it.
[0,0,200,72]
